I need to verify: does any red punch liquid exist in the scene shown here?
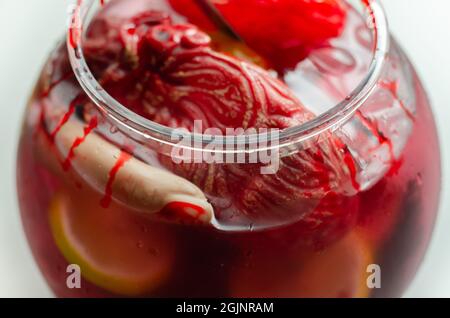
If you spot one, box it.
[17,0,440,297]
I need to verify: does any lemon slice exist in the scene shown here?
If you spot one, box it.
[292,233,373,298]
[49,191,175,296]
[230,232,373,298]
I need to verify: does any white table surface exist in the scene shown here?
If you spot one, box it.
[0,0,449,297]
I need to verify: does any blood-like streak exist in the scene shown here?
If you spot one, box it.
[69,0,83,49]
[62,116,98,171]
[100,150,132,208]
[380,80,416,122]
[41,71,74,98]
[343,150,360,191]
[50,107,75,141]
[49,94,85,142]
[356,110,401,173]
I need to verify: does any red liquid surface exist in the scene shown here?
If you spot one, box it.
[17,0,440,297]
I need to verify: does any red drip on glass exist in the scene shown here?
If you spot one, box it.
[100,150,132,208]
[62,116,98,170]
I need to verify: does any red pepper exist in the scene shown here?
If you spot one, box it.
[169,0,347,72]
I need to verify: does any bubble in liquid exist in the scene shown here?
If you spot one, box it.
[110,125,119,134]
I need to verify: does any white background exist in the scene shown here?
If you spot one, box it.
[0,0,449,297]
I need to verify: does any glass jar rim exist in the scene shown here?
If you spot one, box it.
[67,0,389,152]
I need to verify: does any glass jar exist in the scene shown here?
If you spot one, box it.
[17,0,441,297]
